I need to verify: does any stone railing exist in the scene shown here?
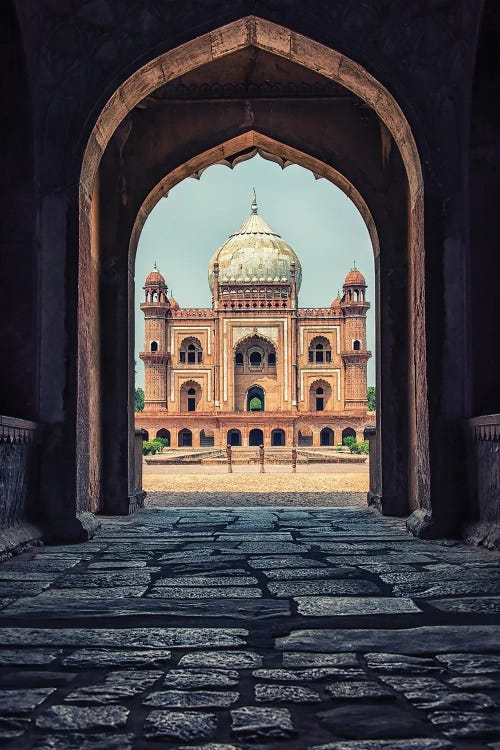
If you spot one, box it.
[0,415,43,558]
[464,414,500,549]
[364,425,381,511]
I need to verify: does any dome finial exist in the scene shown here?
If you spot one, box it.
[251,188,258,214]
[154,260,158,271]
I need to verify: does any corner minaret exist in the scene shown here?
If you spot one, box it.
[139,264,170,411]
[340,264,371,410]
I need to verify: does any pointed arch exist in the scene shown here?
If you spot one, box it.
[78,15,428,517]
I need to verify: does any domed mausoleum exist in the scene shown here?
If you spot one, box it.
[208,196,302,292]
[137,199,372,448]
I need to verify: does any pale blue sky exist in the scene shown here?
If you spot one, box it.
[135,155,375,388]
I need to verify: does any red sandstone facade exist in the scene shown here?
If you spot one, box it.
[136,202,373,447]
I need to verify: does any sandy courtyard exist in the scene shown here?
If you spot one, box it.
[143,462,369,507]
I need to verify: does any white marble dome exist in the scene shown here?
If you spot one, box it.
[208,199,302,292]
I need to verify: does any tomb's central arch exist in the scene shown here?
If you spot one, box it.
[78,16,428,522]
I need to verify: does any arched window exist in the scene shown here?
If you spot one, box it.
[249,428,264,446]
[150,341,158,352]
[308,337,332,363]
[187,387,196,412]
[249,351,262,367]
[178,428,192,447]
[179,337,203,364]
[227,429,241,446]
[235,352,243,365]
[353,340,361,350]
[271,428,285,446]
[268,352,276,366]
[320,427,334,446]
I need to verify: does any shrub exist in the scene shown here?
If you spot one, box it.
[358,440,369,454]
[142,440,157,455]
[150,439,166,453]
[342,435,368,454]
[155,436,169,448]
[343,435,357,451]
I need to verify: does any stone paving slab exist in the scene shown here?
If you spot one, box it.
[294,596,421,616]
[0,506,499,750]
[31,734,135,750]
[277,625,500,653]
[0,627,247,648]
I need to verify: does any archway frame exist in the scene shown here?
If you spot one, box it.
[79,15,428,514]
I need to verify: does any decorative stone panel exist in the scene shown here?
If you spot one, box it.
[464,414,500,549]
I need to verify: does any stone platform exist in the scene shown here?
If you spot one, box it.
[0,506,499,749]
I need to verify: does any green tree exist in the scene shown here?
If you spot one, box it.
[135,387,145,412]
[249,396,262,411]
[367,385,376,411]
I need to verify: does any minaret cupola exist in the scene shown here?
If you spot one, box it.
[143,262,169,304]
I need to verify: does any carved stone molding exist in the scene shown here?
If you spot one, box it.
[0,415,40,445]
[466,414,500,442]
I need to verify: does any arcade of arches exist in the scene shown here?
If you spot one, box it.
[0,4,498,554]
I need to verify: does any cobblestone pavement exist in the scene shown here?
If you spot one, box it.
[0,506,499,749]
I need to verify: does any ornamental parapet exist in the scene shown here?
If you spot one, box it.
[170,308,214,318]
[466,414,500,441]
[298,308,342,318]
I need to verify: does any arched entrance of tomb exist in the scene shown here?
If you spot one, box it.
[249,429,264,447]
[227,429,242,447]
[247,386,265,413]
[271,429,286,447]
[234,335,277,412]
[320,428,335,447]
[76,16,434,529]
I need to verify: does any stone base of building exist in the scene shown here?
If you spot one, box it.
[43,512,101,544]
[0,521,44,562]
[136,411,373,448]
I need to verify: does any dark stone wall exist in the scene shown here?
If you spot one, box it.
[469,0,500,417]
[0,3,36,421]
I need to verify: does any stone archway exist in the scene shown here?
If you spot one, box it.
[78,16,428,523]
[247,386,265,413]
[227,429,242,447]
